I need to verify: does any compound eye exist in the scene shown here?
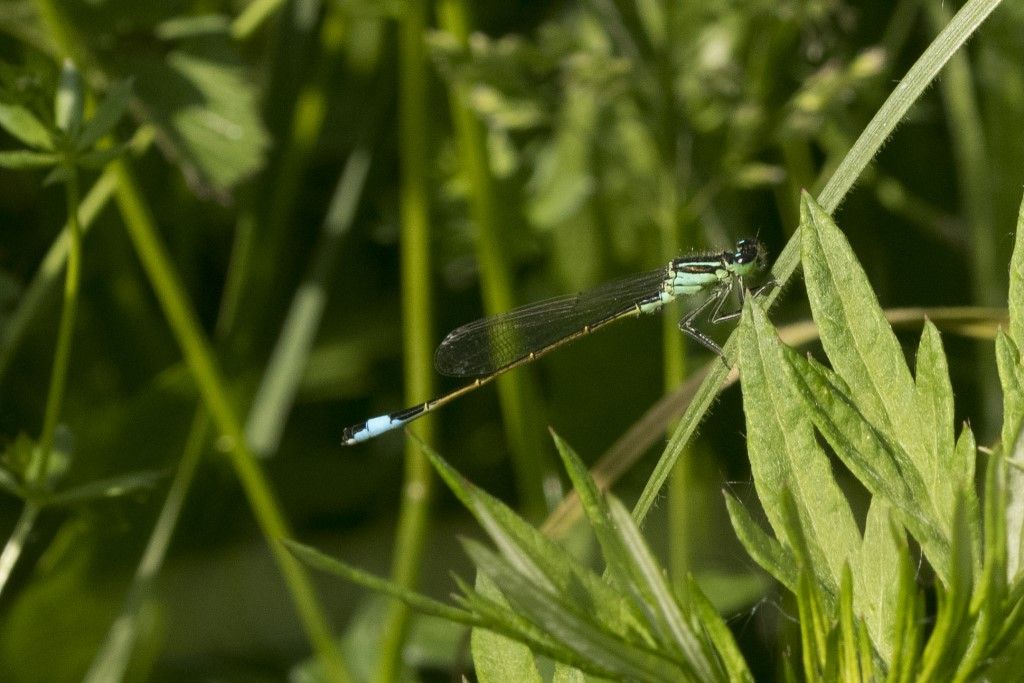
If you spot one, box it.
[735,239,757,264]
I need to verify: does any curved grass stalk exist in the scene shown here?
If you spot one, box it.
[631,0,1006,525]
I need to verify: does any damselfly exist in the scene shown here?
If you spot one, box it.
[342,237,773,445]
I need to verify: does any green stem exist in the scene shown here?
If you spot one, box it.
[83,410,209,682]
[237,7,348,351]
[231,0,288,40]
[652,0,694,588]
[110,157,350,682]
[0,502,40,599]
[372,0,434,679]
[0,161,111,379]
[924,0,1001,436]
[28,2,349,678]
[436,0,549,518]
[37,168,82,482]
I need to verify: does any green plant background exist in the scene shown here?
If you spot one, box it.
[0,0,1021,680]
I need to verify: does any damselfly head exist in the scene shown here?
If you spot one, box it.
[733,237,768,272]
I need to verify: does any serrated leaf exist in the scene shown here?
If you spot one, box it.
[0,149,59,168]
[0,102,53,150]
[415,437,644,641]
[455,575,573,663]
[953,424,982,570]
[800,192,913,431]
[781,343,950,581]
[472,572,543,683]
[799,192,936,512]
[724,492,798,592]
[606,497,718,680]
[551,431,722,675]
[76,80,133,152]
[738,296,860,594]
[856,500,900,663]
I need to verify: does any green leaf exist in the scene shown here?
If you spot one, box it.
[738,295,860,594]
[549,430,635,594]
[129,37,269,195]
[800,191,914,434]
[997,331,1024,454]
[0,149,60,168]
[0,102,53,150]
[44,469,165,507]
[795,566,829,679]
[0,465,23,499]
[551,662,589,683]
[955,441,1010,681]
[953,423,982,567]
[781,344,950,580]
[918,496,975,679]
[76,80,133,152]
[606,497,718,680]
[723,492,798,593]
[454,574,576,665]
[913,320,957,519]
[415,437,644,641]
[1009,190,1024,347]
[472,572,543,683]
[1005,189,1024,583]
[463,539,688,682]
[997,331,1024,578]
[686,577,753,683]
[838,564,860,680]
[856,500,900,664]
[886,524,920,683]
[76,143,129,170]
[55,59,83,135]
[283,538,481,626]
[978,440,1008,616]
[552,431,729,678]
[799,192,940,522]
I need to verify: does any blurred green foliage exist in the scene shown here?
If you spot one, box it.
[0,0,1021,680]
